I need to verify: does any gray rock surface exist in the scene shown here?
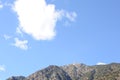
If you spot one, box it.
[7,63,120,80]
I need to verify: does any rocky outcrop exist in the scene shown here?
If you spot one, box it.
[61,63,93,80]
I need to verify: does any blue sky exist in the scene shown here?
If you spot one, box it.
[0,0,120,79]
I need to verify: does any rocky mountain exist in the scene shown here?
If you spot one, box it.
[6,76,26,80]
[7,63,120,80]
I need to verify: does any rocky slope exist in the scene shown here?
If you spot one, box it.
[7,63,120,80]
[6,76,26,80]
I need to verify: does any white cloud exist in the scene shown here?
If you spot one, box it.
[0,65,5,72]
[12,38,28,50]
[16,27,22,34]
[65,12,77,22]
[0,4,3,9]
[13,0,62,40]
[97,62,106,65]
[3,34,11,40]
[13,0,77,40]
[0,1,3,9]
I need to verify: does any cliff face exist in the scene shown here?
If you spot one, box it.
[7,63,120,80]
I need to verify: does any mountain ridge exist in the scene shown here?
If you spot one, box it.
[7,63,120,80]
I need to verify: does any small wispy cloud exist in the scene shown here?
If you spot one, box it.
[97,62,106,65]
[0,4,3,9]
[13,0,77,41]
[12,38,28,50]
[16,27,23,35]
[0,65,5,72]
[61,11,77,26]
[65,12,77,22]
[0,1,3,9]
[3,34,11,40]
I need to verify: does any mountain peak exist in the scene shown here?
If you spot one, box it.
[27,65,71,80]
[7,63,120,80]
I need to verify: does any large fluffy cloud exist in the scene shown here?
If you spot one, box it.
[13,0,62,40]
[13,0,77,40]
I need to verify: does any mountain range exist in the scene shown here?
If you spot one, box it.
[7,63,120,80]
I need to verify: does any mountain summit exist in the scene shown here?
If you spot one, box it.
[7,63,120,80]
